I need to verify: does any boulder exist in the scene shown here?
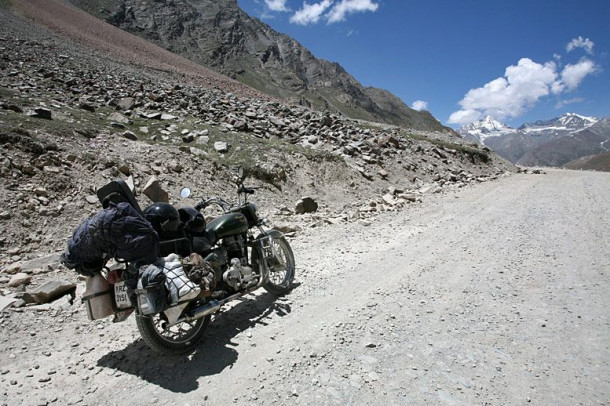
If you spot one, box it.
[189,147,208,158]
[107,112,129,124]
[214,141,229,153]
[382,193,396,206]
[117,97,135,110]
[118,163,131,176]
[79,100,96,112]
[8,273,31,288]
[4,263,21,275]
[196,135,210,145]
[28,107,52,120]
[234,119,248,131]
[121,130,138,141]
[22,280,76,305]
[143,177,169,203]
[295,197,318,214]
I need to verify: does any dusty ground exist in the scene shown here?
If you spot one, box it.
[1,169,608,406]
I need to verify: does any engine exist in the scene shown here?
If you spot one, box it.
[223,258,254,290]
[223,234,246,261]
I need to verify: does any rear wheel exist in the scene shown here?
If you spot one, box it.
[255,232,295,295]
[136,313,210,355]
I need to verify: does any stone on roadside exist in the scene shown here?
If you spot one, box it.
[273,224,302,234]
[79,100,96,112]
[214,141,229,153]
[8,273,31,288]
[22,280,76,305]
[382,193,396,206]
[85,195,98,205]
[420,185,441,194]
[107,112,129,124]
[143,177,169,203]
[4,263,21,275]
[295,197,318,214]
[121,131,138,141]
[145,112,162,120]
[28,107,52,120]
[196,135,210,145]
[118,163,130,176]
[117,97,135,111]
[189,147,208,158]
[234,120,248,132]
[399,193,421,203]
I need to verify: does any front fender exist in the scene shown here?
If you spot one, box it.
[254,228,285,241]
[250,229,286,285]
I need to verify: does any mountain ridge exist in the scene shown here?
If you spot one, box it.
[68,0,453,133]
[458,113,609,169]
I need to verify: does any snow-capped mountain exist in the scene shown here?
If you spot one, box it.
[458,113,609,168]
[519,113,598,137]
[458,116,515,143]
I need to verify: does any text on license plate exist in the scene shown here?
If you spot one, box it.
[114,281,132,309]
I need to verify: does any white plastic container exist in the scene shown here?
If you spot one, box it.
[82,274,114,320]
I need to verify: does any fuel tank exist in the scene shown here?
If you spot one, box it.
[206,212,248,238]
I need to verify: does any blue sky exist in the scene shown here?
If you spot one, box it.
[237,0,609,128]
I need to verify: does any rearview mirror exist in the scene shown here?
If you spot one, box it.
[180,188,191,199]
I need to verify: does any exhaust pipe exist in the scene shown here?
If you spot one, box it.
[173,242,273,325]
[175,282,260,324]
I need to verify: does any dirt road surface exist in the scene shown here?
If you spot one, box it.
[1,169,609,406]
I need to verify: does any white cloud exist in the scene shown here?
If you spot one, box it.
[290,0,379,25]
[566,36,595,54]
[265,0,289,12]
[560,58,598,91]
[555,97,584,109]
[448,54,599,126]
[448,109,482,125]
[448,58,559,125]
[411,100,428,111]
[326,0,379,24]
[290,0,333,25]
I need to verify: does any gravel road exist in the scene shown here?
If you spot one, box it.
[1,169,609,406]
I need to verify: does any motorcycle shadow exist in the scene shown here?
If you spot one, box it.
[96,289,295,393]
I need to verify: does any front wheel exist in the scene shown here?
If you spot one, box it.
[136,313,210,355]
[255,231,295,295]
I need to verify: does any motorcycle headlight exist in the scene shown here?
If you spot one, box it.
[250,202,258,213]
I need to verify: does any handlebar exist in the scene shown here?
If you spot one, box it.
[238,186,260,195]
[194,184,260,212]
[195,197,232,212]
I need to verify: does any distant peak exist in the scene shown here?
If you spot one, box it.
[458,116,514,143]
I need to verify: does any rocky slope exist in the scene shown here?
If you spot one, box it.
[564,150,610,172]
[0,1,513,297]
[68,0,452,133]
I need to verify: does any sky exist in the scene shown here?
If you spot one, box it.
[237,0,609,128]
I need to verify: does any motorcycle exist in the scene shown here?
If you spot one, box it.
[82,168,295,355]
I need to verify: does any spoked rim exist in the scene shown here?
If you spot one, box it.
[267,239,294,288]
[151,315,206,345]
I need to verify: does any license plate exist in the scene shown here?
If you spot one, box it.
[114,281,132,309]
